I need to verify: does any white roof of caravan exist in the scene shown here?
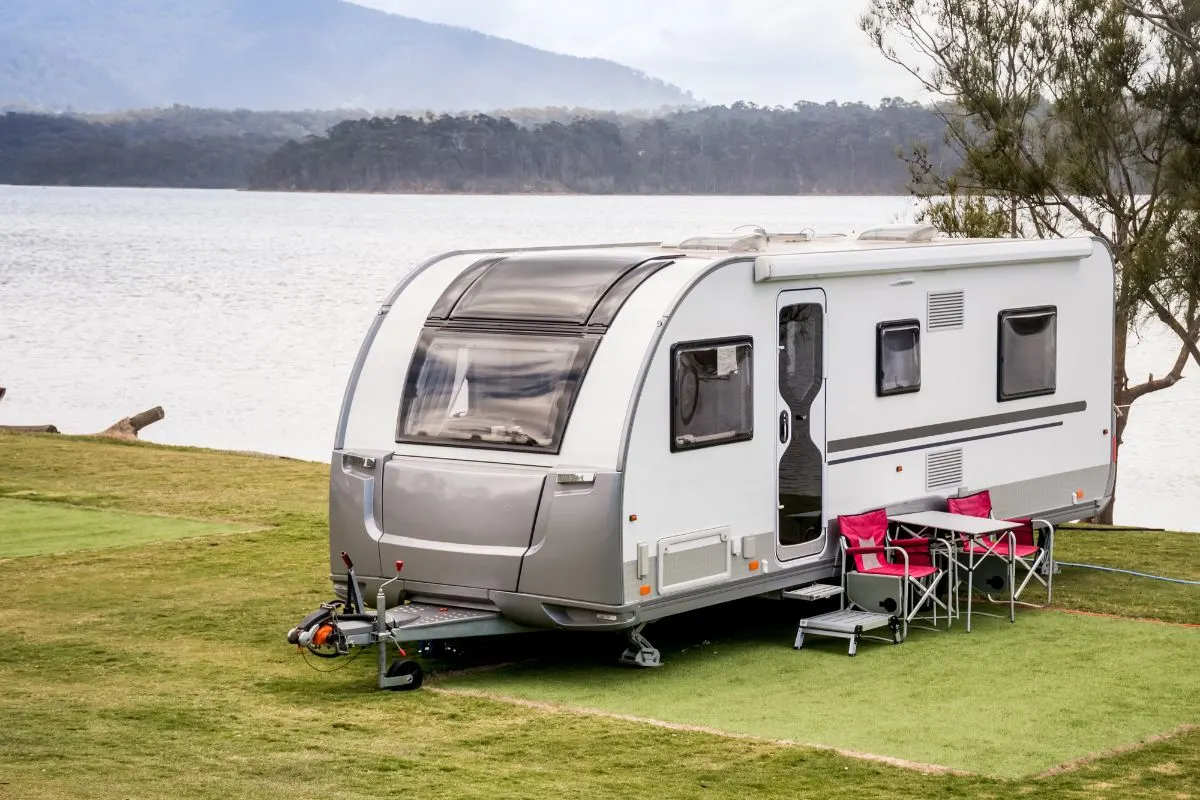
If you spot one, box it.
[643,224,1098,281]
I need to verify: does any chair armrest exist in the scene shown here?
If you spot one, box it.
[889,537,931,550]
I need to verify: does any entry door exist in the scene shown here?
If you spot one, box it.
[776,289,827,561]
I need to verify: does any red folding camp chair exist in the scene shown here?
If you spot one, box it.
[837,509,948,640]
[947,490,1054,604]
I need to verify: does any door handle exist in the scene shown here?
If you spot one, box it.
[779,410,790,443]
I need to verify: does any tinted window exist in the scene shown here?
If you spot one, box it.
[398,330,596,453]
[450,252,661,323]
[998,307,1057,400]
[671,338,753,451]
[877,320,921,396]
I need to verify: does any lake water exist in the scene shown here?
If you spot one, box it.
[1,186,1196,530]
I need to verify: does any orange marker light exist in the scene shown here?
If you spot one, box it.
[1074,489,1085,501]
[749,560,760,571]
[629,514,638,522]
[639,585,651,596]
[896,465,903,473]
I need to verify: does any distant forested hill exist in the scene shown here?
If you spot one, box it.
[0,101,952,194]
[249,101,953,195]
[0,109,341,188]
[0,0,693,113]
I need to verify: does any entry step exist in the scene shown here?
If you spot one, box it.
[793,610,899,656]
[783,583,844,601]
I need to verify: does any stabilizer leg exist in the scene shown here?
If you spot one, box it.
[619,623,662,668]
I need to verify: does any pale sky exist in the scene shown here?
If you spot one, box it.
[348,0,922,106]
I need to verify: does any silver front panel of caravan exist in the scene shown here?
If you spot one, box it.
[379,457,547,591]
[516,472,624,605]
[328,449,389,590]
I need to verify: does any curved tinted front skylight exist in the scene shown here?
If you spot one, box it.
[448,251,673,324]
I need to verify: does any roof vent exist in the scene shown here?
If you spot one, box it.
[766,229,816,243]
[928,290,965,331]
[856,223,940,243]
[670,231,768,252]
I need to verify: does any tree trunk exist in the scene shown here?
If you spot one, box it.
[1096,300,1132,525]
[1094,401,1128,525]
[97,406,165,440]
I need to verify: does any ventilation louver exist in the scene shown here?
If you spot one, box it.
[928,291,965,331]
[926,448,964,491]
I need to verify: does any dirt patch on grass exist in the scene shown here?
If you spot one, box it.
[1033,724,1198,778]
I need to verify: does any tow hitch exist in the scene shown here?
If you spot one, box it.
[286,553,424,690]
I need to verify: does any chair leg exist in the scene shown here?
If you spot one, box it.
[1047,530,1055,604]
[1009,552,1016,623]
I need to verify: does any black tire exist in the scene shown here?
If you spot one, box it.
[385,659,424,691]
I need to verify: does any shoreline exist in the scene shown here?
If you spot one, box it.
[0,182,918,199]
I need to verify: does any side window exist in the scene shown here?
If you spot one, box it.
[876,320,921,396]
[998,306,1057,401]
[671,337,753,451]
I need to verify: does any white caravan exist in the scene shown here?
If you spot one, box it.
[296,224,1116,680]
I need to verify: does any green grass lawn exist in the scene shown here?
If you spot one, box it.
[1053,528,1200,624]
[0,498,247,558]
[440,608,1200,777]
[0,432,1197,799]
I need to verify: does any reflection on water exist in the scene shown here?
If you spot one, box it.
[1,186,1195,530]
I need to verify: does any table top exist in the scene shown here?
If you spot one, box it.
[889,510,1020,535]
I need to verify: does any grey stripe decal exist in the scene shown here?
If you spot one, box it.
[827,400,1087,454]
[827,421,1063,466]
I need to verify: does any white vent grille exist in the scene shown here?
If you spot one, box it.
[928,291,965,330]
[926,448,964,491]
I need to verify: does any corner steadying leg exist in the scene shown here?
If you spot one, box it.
[619,623,662,668]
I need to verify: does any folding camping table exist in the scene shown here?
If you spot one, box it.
[888,510,1021,632]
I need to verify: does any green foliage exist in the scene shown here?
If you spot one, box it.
[916,190,1019,238]
[861,0,1200,517]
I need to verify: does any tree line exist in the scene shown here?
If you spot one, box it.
[0,101,953,194]
[0,107,343,188]
[247,100,952,195]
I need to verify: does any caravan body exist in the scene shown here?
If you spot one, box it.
[329,226,1116,638]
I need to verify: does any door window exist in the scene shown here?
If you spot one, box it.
[778,303,824,549]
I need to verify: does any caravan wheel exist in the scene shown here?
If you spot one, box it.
[385,660,424,691]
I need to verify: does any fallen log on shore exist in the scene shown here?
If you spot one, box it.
[0,387,164,439]
[0,424,60,434]
[97,406,166,441]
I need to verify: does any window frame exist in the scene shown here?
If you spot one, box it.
[875,318,922,397]
[669,335,755,453]
[394,327,599,455]
[996,305,1058,402]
